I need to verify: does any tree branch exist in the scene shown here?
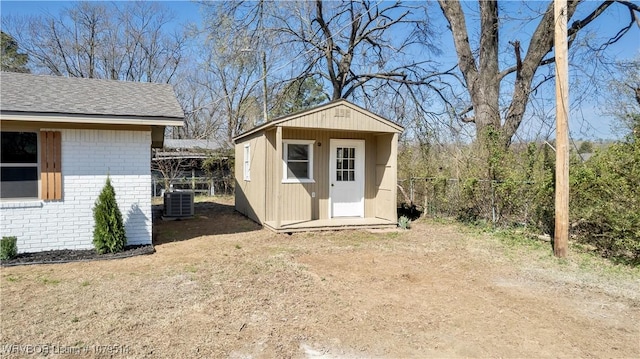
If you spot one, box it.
[437,0,478,91]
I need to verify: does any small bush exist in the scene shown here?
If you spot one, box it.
[1,236,18,260]
[93,177,127,254]
[398,215,411,230]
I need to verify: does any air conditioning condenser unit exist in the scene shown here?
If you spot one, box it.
[164,191,194,218]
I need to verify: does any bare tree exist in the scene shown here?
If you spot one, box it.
[196,2,273,145]
[151,150,199,192]
[274,0,447,101]
[603,56,640,137]
[171,76,225,141]
[438,0,640,149]
[3,2,187,83]
[199,0,452,124]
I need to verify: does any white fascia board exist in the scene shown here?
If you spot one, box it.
[0,112,184,126]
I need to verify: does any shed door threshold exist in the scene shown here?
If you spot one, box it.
[264,217,396,233]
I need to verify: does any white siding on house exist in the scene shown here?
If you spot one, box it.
[0,129,152,253]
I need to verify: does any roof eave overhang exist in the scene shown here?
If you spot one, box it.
[0,111,184,127]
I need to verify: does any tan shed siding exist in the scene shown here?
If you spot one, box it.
[276,128,377,221]
[281,104,398,133]
[276,128,316,222]
[374,133,398,222]
[264,129,276,222]
[234,133,266,223]
[364,136,378,218]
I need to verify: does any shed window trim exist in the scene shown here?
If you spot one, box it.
[243,144,251,181]
[282,139,315,183]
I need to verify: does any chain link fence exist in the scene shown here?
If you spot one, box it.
[398,177,539,226]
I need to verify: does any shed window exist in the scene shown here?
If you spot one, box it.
[283,140,314,183]
[243,144,251,181]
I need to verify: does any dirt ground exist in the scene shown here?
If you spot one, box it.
[1,197,638,358]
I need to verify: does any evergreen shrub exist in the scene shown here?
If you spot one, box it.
[93,177,127,254]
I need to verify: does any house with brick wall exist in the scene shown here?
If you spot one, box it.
[0,72,184,253]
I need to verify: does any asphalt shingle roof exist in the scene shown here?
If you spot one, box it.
[0,72,184,119]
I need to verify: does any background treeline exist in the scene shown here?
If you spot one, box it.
[398,125,640,262]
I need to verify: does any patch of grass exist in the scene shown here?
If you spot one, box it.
[458,220,640,282]
[185,265,198,273]
[570,246,640,278]
[235,244,242,250]
[384,231,401,239]
[39,277,61,285]
[493,229,546,251]
[5,275,19,282]
[80,280,91,287]
[325,230,384,247]
[71,317,80,323]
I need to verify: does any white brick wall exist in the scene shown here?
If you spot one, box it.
[0,129,152,253]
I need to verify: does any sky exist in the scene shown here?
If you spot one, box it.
[1,0,639,140]
[0,0,202,25]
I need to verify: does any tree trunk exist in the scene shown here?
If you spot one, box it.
[439,0,583,149]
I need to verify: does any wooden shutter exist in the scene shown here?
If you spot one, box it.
[40,131,62,200]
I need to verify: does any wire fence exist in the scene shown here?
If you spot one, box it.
[152,176,234,197]
[398,177,540,226]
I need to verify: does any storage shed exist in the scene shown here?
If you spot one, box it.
[233,99,402,232]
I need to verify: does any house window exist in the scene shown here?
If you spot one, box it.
[243,144,251,181]
[1,131,62,201]
[283,140,314,183]
[1,132,38,199]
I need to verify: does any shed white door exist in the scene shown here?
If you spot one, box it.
[329,139,365,218]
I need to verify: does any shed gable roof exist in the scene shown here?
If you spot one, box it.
[233,99,402,143]
[0,72,184,123]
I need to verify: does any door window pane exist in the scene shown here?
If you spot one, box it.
[336,146,356,182]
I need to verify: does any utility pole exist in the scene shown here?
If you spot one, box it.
[240,48,269,124]
[554,0,569,257]
[262,51,268,123]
